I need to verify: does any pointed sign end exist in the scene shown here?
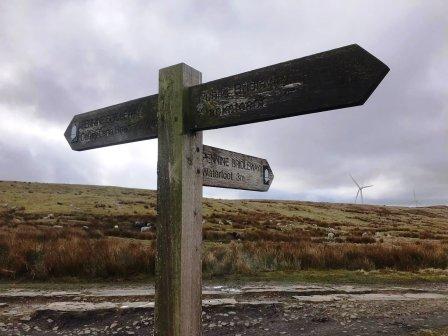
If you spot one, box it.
[262,162,274,191]
[64,118,80,151]
[349,44,390,106]
[351,43,390,70]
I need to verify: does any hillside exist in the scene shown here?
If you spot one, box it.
[0,180,447,280]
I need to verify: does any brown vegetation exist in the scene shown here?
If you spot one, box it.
[202,241,448,276]
[0,225,155,279]
[0,224,446,280]
[0,181,447,280]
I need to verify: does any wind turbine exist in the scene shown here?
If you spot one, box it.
[413,189,419,207]
[350,174,373,204]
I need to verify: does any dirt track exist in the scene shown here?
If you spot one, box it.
[1,283,448,335]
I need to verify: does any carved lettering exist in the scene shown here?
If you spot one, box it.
[72,109,152,144]
[203,152,229,167]
[201,145,274,191]
[203,168,233,180]
[231,158,262,172]
[196,75,297,118]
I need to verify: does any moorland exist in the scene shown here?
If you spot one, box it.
[0,180,447,282]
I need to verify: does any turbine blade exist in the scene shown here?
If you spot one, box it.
[350,174,360,188]
[355,189,360,203]
[363,185,374,189]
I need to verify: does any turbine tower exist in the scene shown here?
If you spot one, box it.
[350,174,373,204]
[413,189,419,207]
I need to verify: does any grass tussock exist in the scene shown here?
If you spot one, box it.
[0,226,155,280]
[202,241,448,276]
[0,225,447,280]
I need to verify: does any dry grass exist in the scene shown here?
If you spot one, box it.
[0,225,447,280]
[202,241,448,276]
[0,181,447,280]
[0,225,155,279]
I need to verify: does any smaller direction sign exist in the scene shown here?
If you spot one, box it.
[202,145,274,191]
[64,95,158,151]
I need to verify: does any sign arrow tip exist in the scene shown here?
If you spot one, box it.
[64,118,78,151]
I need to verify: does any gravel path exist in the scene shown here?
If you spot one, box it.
[1,283,447,335]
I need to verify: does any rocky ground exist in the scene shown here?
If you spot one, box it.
[0,283,447,335]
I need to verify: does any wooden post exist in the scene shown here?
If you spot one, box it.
[156,63,203,336]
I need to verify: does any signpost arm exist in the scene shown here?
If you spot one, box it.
[156,63,203,336]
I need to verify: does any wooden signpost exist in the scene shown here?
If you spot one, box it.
[65,44,389,336]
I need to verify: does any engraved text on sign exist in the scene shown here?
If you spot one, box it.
[202,145,274,191]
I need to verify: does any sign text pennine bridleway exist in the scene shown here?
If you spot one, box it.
[64,44,389,336]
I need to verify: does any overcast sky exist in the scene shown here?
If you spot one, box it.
[0,1,447,206]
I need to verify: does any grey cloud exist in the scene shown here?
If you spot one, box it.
[0,0,447,205]
[0,138,88,184]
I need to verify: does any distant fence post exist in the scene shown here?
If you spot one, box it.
[155,63,203,336]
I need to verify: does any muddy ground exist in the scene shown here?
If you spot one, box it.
[0,283,448,335]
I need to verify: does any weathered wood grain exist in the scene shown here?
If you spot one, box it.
[64,95,158,151]
[155,63,203,336]
[189,44,389,131]
[202,145,274,191]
